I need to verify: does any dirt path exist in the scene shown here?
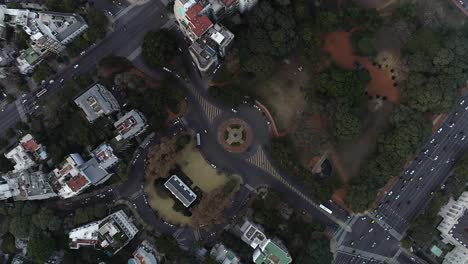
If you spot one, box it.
[323,31,400,103]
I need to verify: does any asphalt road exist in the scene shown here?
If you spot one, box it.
[1,0,354,252]
[334,97,468,263]
[9,0,168,126]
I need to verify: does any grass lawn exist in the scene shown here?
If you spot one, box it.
[177,141,230,192]
[145,184,191,225]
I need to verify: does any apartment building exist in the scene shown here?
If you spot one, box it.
[114,110,148,141]
[69,210,139,256]
[0,5,88,73]
[74,83,120,123]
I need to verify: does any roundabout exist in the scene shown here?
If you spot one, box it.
[218,118,252,153]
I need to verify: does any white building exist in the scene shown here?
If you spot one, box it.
[239,220,292,264]
[74,84,120,123]
[69,210,138,256]
[128,240,160,264]
[437,191,468,264]
[51,152,113,199]
[4,144,36,172]
[0,5,88,73]
[3,170,56,201]
[114,110,148,141]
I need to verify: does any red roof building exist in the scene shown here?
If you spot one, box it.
[20,137,39,153]
[66,174,90,192]
[186,3,213,38]
[222,0,237,7]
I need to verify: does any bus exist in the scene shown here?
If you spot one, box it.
[196,133,201,146]
[319,204,333,214]
[36,88,47,98]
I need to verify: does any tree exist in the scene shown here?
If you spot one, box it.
[9,216,30,238]
[1,233,16,254]
[142,29,178,68]
[32,62,54,83]
[404,28,441,56]
[28,230,56,263]
[93,204,107,219]
[32,209,62,232]
[15,121,29,132]
[84,10,109,42]
[0,156,13,173]
[318,66,366,107]
[15,26,30,50]
[6,128,16,139]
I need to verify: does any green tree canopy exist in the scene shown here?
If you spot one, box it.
[142,29,178,68]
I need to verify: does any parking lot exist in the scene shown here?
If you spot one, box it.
[88,0,130,17]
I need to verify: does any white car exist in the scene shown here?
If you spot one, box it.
[80,50,86,55]
[395,194,400,200]
[49,79,54,84]
[449,122,455,128]
[210,163,217,169]
[462,135,466,141]
[34,105,39,110]
[22,99,27,103]
[430,167,435,171]
[22,94,27,98]
[60,78,65,83]
[465,105,468,110]
[434,155,439,160]
[386,235,391,240]
[410,170,415,175]
[461,99,465,105]
[369,228,374,233]
[430,138,435,143]
[73,64,79,69]
[231,108,237,113]
[437,127,443,133]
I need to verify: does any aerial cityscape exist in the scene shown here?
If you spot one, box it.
[0,0,467,263]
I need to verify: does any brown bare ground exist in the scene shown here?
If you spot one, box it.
[323,31,400,103]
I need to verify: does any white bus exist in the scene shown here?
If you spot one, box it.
[319,204,333,214]
[36,88,47,98]
[196,133,201,146]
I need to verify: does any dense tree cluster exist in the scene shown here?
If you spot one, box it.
[346,106,431,211]
[142,29,178,68]
[32,62,55,83]
[269,137,340,202]
[248,190,332,263]
[401,30,468,113]
[238,1,297,77]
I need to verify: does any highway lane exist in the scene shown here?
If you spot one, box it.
[334,96,468,263]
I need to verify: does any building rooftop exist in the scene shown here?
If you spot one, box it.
[91,143,119,170]
[186,3,213,38]
[253,239,292,264]
[164,175,197,207]
[69,210,138,255]
[74,83,120,122]
[66,173,90,192]
[114,110,148,140]
[130,240,159,264]
[37,12,87,42]
[5,144,36,172]
[450,210,468,248]
[210,243,240,264]
[80,157,112,185]
[19,134,48,160]
[3,170,56,201]
[240,220,266,249]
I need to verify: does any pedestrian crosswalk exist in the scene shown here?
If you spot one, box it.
[189,86,222,123]
[246,147,347,228]
[246,147,281,179]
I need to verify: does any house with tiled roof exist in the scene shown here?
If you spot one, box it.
[173,0,258,76]
[50,152,113,199]
[4,134,48,172]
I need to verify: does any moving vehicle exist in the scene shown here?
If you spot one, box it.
[196,133,201,146]
[73,64,79,69]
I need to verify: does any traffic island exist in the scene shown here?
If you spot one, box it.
[218,118,252,153]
